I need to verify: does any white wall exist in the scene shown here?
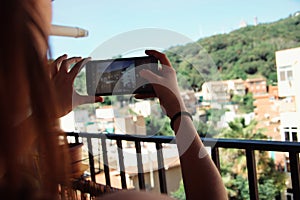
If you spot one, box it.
[280,112,300,142]
[276,47,300,99]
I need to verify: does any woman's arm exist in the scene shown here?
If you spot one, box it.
[139,50,228,200]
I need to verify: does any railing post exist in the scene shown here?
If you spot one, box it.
[211,147,221,172]
[289,151,300,200]
[117,140,127,189]
[87,137,96,182]
[75,134,79,144]
[246,149,259,200]
[101,137,111,187]
[135,141,145,190]
[156,143,168,194]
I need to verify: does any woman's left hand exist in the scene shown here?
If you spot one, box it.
[49,54,103,118]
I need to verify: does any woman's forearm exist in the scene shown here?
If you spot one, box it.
[173,116,228,200]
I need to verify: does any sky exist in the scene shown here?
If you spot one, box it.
[50,0,300,59]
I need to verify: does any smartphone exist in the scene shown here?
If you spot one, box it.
[85,56,159,96]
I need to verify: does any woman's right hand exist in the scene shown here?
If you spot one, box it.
[137,50,187,118]
[48,55,103,118]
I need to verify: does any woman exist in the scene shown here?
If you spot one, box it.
[0,0,227,199]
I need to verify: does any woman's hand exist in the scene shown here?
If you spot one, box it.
[137,51,228,199]
[136,50,187,118]
[49,54,103,118]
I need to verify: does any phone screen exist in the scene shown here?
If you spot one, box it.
[85,56,158,96]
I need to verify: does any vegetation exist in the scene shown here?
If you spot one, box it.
[171,180,186,200]
[231,93,255,114]
[166,14,300,90]
[220,118,286,199]
[145,115,173,136]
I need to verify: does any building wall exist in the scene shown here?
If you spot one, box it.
[276,47,300,142]
[276,47,300,98]
[253,93,281,140]
[268,85,278,99]
[115,116,146,135]
[245,78,267,96]
[275,47,300,194]
[130,165,182,195]
[233,80,246,96]
[135,115,147,135]
[202,78,265,105]
[202,81,229,102]
[280,112,300,142]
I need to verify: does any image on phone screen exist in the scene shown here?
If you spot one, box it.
[85,56,158,96]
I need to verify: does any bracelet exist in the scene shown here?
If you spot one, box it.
[170,111,193,130]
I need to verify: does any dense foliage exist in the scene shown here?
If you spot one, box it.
[166,14,300,89]
[231,93,255,114]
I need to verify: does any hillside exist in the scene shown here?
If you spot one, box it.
[166,14,300,90]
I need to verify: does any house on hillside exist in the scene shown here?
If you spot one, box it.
[245,77,267,96]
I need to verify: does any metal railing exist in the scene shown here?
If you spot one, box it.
[66,132,300,200]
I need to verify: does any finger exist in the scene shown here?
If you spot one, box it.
[69,57,91,80]
[74,94,103,106]
[145,50,172,67]
[139,69,161,84]
[49,54,67,78]
[60,57,82,73]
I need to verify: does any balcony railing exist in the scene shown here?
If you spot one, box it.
[66,132,300,200]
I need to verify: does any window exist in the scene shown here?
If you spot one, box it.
[292,132,298,141]
[292,127,298,141]
[283,127,299,142]
[287,70,293,81]
[280,71,286,81]
[285,131,290,141]
[279,65,293,82]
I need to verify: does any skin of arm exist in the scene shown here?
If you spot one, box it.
[173,115,228,200]
[139,50,228,200]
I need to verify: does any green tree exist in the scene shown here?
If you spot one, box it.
[231,93,255,114]
[220,118,286,199]
[145,115,173,136]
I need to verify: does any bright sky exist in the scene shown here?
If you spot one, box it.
[50,0,300,59]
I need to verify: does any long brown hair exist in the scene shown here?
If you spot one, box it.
[0,0,71,199]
